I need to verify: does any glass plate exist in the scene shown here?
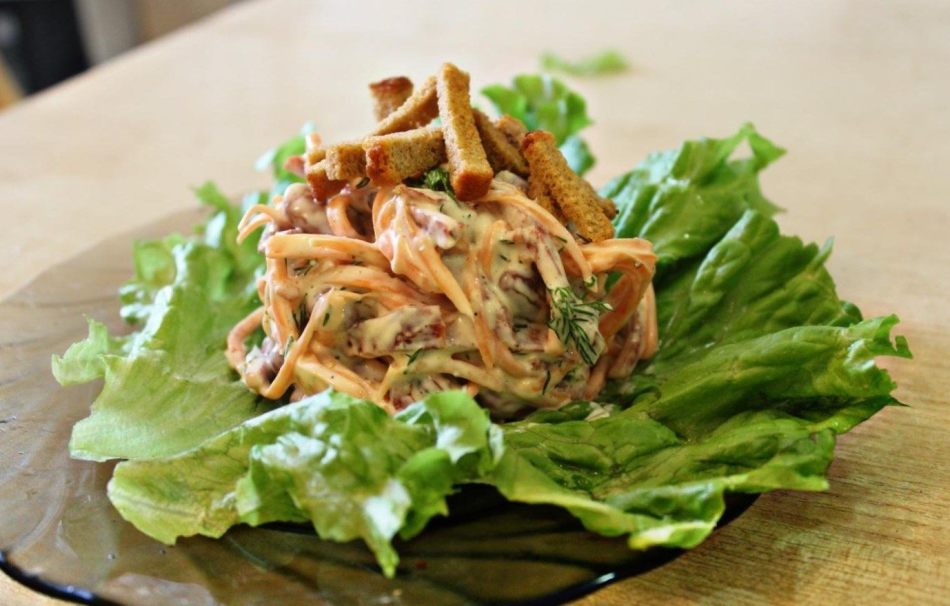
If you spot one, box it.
[0,210,756,606]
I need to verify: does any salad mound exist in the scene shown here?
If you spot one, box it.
[52,71,909,577]
[227,64,658,417]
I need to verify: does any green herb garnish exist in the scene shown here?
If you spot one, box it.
[421,167,456,200]
[547,287,611,366]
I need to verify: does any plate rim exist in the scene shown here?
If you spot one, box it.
[0,493,758,606]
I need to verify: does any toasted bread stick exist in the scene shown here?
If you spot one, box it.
[527,172,566,222]
[436,63,493,200]
[365,126,446,185]
[305,132,326,163]
[325,140,367,181]
[492,116,614,215]
[473,109,528,176]
[369,77,414,121]
[598,196,618,219]
[305,159,345,201]
[297,134,327,182]
[372,76,439,136]
[522,130,614,242]
[572,173,616,218]
[306,148,326,165]
[302,133,342,200]
[496,115,528,147]
[562,168,617,219]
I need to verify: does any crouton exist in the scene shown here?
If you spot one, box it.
[369,76,414,121]
[365,126,446,185]
[495,115,528,147]
[325,140,366,181]
[575,175,617,218]
[528,172,566,221]
[301,133,338,197]
[303,133,326,168]
[521,130,614,242]
[372,76,439,136]
[436,63,493,200]
[598,196,618,219]
[305,159,345,201]
[473,109,528,176]
[306,148,326,165]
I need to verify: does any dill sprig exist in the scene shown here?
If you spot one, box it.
[547,286,611,366]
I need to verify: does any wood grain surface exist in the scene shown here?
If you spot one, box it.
[0,0,946,604]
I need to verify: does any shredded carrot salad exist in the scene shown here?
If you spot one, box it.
[228,175,656,417]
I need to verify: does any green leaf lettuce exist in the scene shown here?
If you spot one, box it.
[53,122,909,576]
[108,390,499,577]
[52,182,268,460]
[540,50,629,76]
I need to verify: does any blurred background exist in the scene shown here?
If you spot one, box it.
[0,0,240,109]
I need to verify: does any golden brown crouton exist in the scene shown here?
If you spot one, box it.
[369,76,414,121]
[325,140,366,181]
[598,196,618,219]
[473,109,528,176]
[436,63,493,200]
[372,76,439,136]
[306,148,326,165]
[305,159,345,201]
[528,172,566,222]
[521,131,614,242]
[304,132,326,164]
[495,115,528,147]
[573,174,617,218]
[365,127,447,185]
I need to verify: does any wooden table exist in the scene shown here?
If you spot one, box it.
[1,0,946,603]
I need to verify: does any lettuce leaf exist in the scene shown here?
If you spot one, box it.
[482,74,596,175]
[52,183,268,460]
[53,123,910,576]
[491,313,907,551]
[601,122,784,273]
[540,50,629,77]
[108,390,499,577]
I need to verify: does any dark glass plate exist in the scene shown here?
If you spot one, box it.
[0,210,756,606]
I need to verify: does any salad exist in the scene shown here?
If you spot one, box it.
[52,64,910,577]
[227,64,656,416]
